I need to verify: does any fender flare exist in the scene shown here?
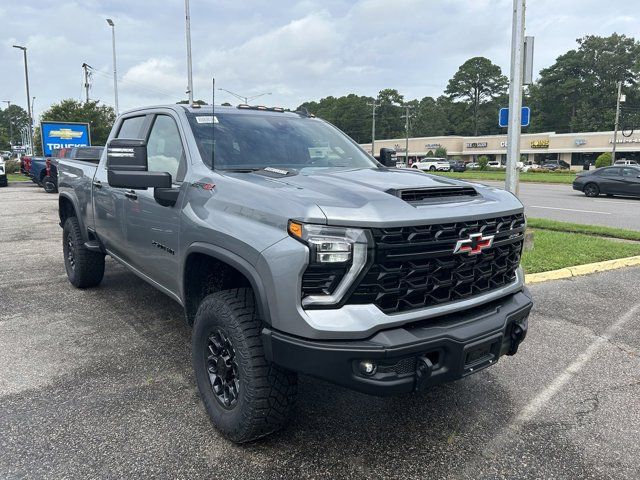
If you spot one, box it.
[58,192,89,242]
[183,242,272,325]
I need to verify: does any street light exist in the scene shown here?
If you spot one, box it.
[106,18,119,113]
[2,101,12,149]
[12,45,33,155]
[218,88,271,105]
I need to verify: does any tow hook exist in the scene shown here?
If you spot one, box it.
[507,321,527,356]
[415,356,434,390]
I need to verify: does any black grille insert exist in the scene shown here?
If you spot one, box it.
[348,213,525,313]
[301,265,347,296]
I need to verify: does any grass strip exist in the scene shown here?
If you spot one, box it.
[527,218,640,242]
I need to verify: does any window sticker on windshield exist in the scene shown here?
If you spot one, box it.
[196,116,219,124]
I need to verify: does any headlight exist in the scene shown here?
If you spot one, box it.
[288,221,369,307]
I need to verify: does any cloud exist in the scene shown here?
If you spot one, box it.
[0,0,638,120]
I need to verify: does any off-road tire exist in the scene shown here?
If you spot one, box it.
[63,217,105,288]
[43,175,58,193]
[583,183,600,197]
[192,289,297,443]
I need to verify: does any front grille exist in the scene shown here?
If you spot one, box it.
[301,265,346,296]
[348,213,525,313]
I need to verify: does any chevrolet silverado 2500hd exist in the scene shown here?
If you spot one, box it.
[58,104,532,443]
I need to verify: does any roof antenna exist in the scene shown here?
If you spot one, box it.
[211,77,216,170]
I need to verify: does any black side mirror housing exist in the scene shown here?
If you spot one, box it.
[379,148,396,167]
[107,138,171,189]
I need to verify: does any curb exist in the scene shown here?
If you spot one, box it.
[525,255,640,284]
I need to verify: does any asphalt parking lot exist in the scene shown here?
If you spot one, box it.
[1,181,639,479]
[479,180,640,230]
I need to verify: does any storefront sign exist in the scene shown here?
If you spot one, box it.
[466,142,488,148]
[500,141,508,147]
[530,139,549,149]
[394,143,406,152]
[574,138,587,146]
[609,137,640,144]
[425,143,441,149]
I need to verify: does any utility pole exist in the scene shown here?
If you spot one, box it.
[3,101,12,149]
[367,102,379,156]
[505,0,526,196]
[401,105,413,165]
[82,63,92,102]
[184,0,194,104]
[612,80,623,164]
[13,45,33,155]
[106,19,119,114]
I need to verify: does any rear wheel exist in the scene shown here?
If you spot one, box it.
[583,183,600,197]
[43,175,58,193]
[192,289,297,443]
[429,166,436,171]
[63,217,105,288]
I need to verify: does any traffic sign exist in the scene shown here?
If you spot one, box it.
[499,107,530,128]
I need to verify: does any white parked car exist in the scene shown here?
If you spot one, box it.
[411,157,450,172]
[614,159,639,166]
[0,160,7,187]
[487,160,506,169]
[466,162,480,169]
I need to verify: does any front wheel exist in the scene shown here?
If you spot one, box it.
[43,175,58,193]
[583,183,600,197]
[429,166,436,171]
[192,289,297,443]
[63,217,105,288]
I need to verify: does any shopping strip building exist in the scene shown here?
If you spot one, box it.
[360,130,640,170]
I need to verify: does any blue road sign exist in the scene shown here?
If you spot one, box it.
[499,107,530,128]
[40,121,91,156]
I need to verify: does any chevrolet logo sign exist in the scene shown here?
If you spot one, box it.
[49,128,83,140]
[453,233,494,255]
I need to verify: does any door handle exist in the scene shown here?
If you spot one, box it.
[92,180,102,189]
[124,190,137,200]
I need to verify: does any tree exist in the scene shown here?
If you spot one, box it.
[529,34,640,133]
[0,104,30,150]
[595,152,612,168]
[434,146,447,158]
[445,57,508,135]
[177,99,208,105]
[478,155,489,170]
[37,99,116,153]
[412,96,448,137]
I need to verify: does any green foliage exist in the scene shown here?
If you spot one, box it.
[595,152,612,168]
[426,150,434,157]
[3,159,20,174]
[445,57,508,135]
[0,104,30,150]
[38,99,116,154]
[529,34,640,133]
[478,155,489,170]
[434,146,447,158]
[176,99,207,105]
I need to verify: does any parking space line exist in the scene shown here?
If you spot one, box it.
[529,205,611,215]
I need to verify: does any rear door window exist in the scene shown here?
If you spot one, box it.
[116,116,146,139]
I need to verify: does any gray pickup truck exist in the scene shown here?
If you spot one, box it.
[58,104,532,443]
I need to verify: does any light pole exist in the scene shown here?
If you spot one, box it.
[13,45,33,155]
[106,18,119,114]
[218,88,271,105]
[184,0,194,104]
[401,105,413,164]
[611,80,624,164]
[505,0,526,196]
[3,101,12,150]
[368,102,379,156]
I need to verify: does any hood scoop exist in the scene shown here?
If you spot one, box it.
[389,186,478,203]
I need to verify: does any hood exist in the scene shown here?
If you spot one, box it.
[222,167,524,227]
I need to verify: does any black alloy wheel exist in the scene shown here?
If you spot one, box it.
[205,329,240,409]
[584,183,600,197]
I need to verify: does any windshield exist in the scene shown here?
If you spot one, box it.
[187,112,378,172]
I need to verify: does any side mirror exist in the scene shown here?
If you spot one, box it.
[107,138,171,189]
[379,148,397,167]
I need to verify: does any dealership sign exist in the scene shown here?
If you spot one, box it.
[41,121,91,156]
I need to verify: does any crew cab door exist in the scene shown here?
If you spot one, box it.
[94,114,150,261]
[124,113,188,295]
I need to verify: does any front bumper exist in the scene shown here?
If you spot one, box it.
[263,289,532,396]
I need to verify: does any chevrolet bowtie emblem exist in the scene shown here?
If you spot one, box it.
[49,128,83,140]
[453,233,494,255]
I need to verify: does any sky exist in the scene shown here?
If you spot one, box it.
[1,0,638,122]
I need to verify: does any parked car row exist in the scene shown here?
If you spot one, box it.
[19,146,104,193]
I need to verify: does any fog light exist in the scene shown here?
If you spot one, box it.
[358,360,377,376]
